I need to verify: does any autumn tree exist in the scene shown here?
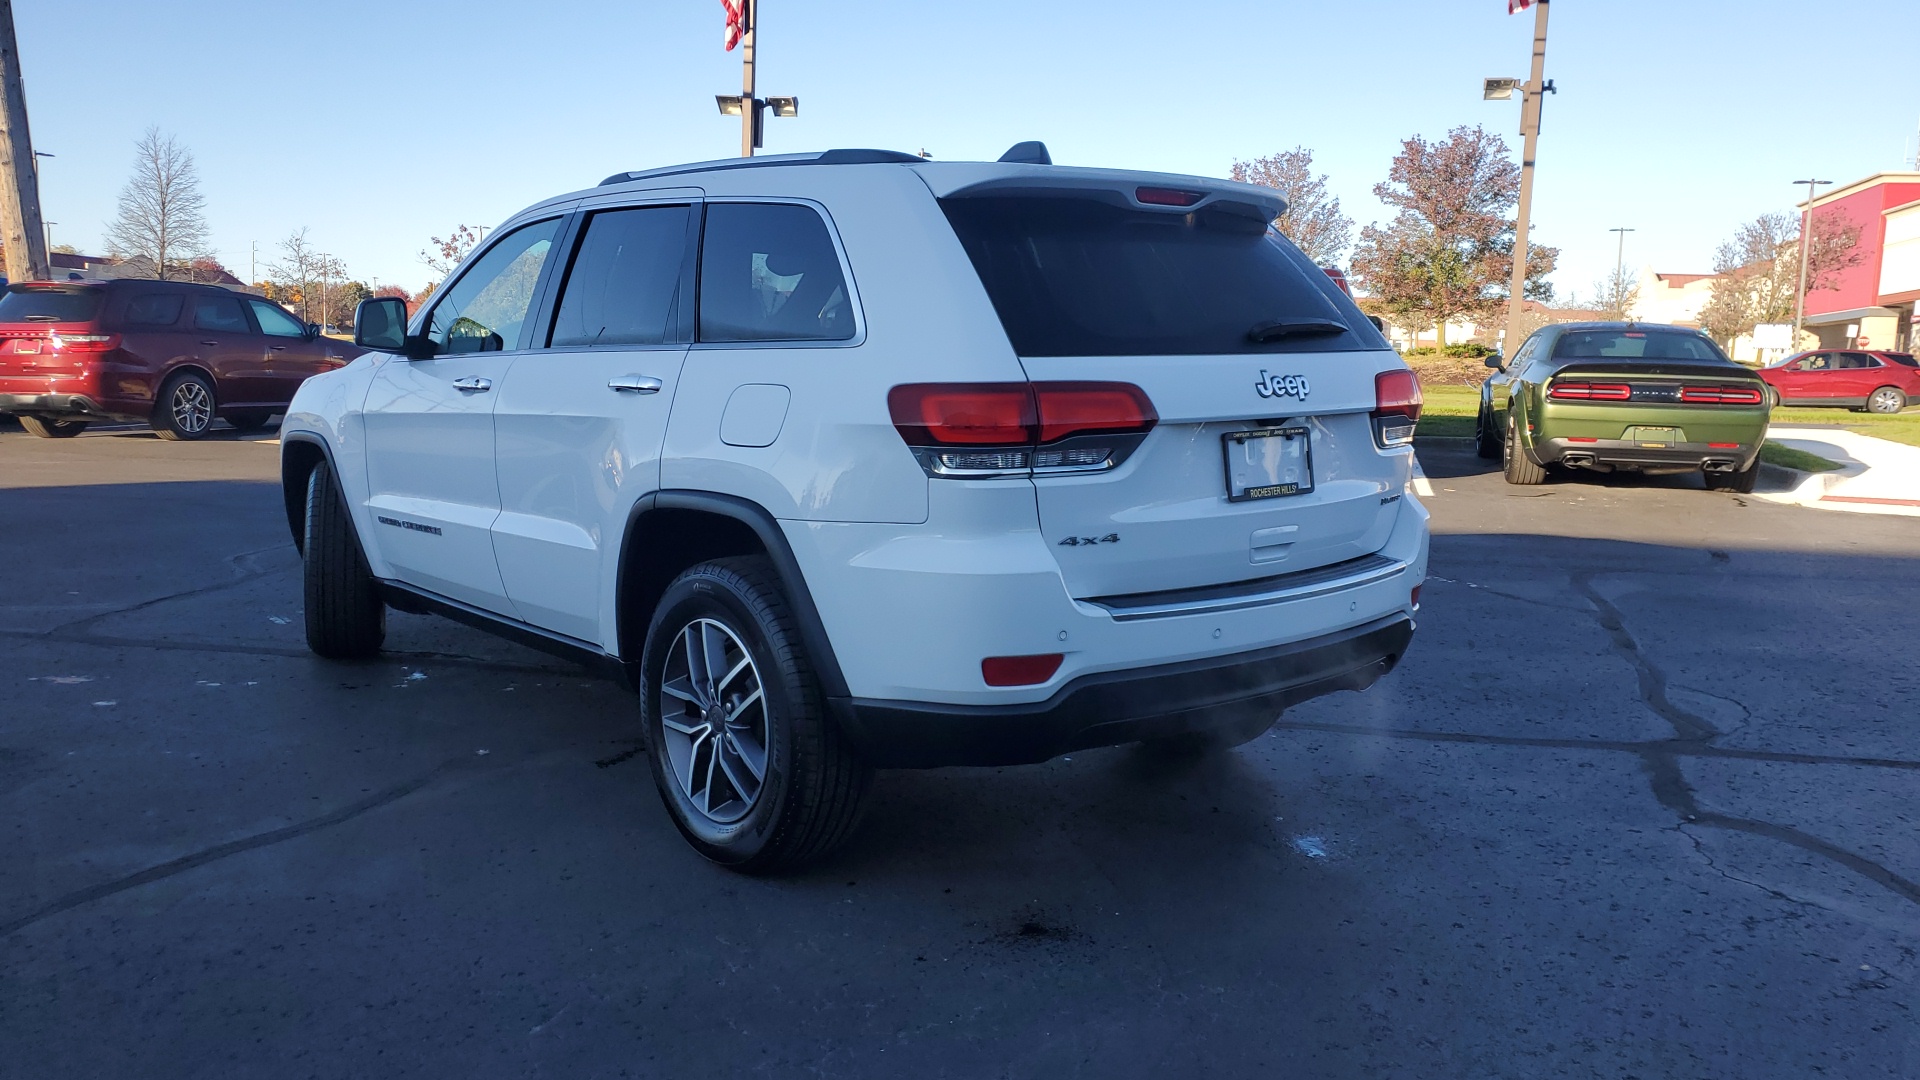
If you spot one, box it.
[105,128,212,279]
[1590,269,1640,321]
[420,225,481,280]
[1698,210,1865,347]
[1230,147,1353,265]
[268,228,320,318]
[1349,126,1556,347]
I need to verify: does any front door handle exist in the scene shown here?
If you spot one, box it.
[270,345,288,351]
[200,340,220,346]
[451,376,492,393]
[608,375,664,394]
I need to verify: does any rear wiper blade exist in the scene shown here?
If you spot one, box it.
[1247,318,1348,343]
[22,314,59,322]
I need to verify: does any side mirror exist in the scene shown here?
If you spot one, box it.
[1365,315,1385,333]
[306,322,322,339]
[1484,353,1505,371]
[354,297,409,353]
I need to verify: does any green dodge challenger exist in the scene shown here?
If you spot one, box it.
[1476,322,1771,492]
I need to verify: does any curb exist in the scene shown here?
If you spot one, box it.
[1755,462,1838,504]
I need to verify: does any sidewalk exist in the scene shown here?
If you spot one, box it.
[1757,425,1920,518]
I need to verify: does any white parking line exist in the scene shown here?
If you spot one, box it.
[1411,454,1435,498]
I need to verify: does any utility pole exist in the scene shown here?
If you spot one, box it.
[250,240,257,287]
[1791,178,1832,347]
[1502,0,1551,352]
[1608,227,1634,317]
[0,0,50,282]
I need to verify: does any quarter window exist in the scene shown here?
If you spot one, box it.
[192,295,249,333]
[698,203,854,342]
[425,219,562,355]
[549,205,692,348]
[249,300,307,338]
[122,293,185,327]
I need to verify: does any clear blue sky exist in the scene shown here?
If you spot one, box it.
[17,0,1920,301]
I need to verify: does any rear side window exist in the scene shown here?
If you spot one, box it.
[549,205,692,347]
[939,195,1385,357]
[1552,330,1727,362]
[0,285,103,323]
[193,296,250,333]
[1885,353,1918,367]
[122,293,185,327]
[698,203,854,342]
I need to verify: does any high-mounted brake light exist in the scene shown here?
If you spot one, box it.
[889,382,1157,477]
[1549,381,1632,401]
[1371,369,1422,448]
[1135,187,1204,207]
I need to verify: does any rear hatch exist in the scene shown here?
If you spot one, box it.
[0,283,106,379]
[935,177,1411,600]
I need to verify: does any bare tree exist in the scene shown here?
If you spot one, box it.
[1698,210,1864,346]
[104,127,211,279]
[268,228,320,319]
[1230,147,1354,265]
[1590,269,1640,321]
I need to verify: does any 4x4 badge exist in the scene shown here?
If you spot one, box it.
[1255,371,1309,400]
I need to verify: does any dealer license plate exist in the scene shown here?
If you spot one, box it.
[1224,426,1314,502]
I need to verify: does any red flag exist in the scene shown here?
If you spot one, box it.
[721,0,745,50]
[1508,0,1534,11]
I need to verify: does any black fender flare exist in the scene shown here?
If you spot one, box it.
[279,431,344,554]
[616,491,850,700]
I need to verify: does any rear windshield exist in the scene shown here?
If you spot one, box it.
[939,195,1387,356]
[0,285,103,323]
[1552,329,1729,362]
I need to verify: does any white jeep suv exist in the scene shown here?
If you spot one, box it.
[281,144,1429,871]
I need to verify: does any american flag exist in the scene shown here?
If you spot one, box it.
[1509,0,1535,11]
[721,0,745,50]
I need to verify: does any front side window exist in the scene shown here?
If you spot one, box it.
[122,293,185,327]
[249,300,306,338]
[426,219,561,355]
[1798,353,1832,371]
[698,203,854,343]
[549,205,692,348]
[193,295,249,333]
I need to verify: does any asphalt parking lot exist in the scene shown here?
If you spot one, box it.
[3,423,1917,1078]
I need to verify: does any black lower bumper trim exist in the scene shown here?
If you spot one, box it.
[0,392,111,418]
[830,614,1414,768]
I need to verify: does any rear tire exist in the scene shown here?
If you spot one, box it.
[1867,386,1906,414]
[225,409,275,432]
[19,416,88,438]
[302,460,385,659]
[641,556,870,873]
[1473,405,1501,459]
[153,371,216,441]
[1502,414,1547,485]
[1706,459,1759,494]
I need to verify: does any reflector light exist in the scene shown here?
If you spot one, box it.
[1548,382,1631,401]
[1411,584,1422,610]
[1708,442,1740,449]
[1135,187,1204,207]
[1566,437,1598,443]
[982,653,1064,687]
[1679,385,1764,404]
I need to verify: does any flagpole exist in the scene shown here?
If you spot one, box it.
[1503,0,1549,352]
[739,0,757,157]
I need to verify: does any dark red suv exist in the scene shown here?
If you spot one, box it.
[0,279,349,440]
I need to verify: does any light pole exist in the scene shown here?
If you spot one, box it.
[1608,227,1634,318]
[1791,178,1832,347]
[715,0,797,156]
[1488,0,1556,352]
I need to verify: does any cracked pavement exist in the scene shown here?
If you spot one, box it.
[2,425,1917,1078]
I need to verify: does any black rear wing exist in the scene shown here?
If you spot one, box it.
[1549,361,1763,383]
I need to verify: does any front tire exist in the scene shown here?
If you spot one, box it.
[19,416,88,438]
[641,556,870,873]
[153,371,216,441]
[1502,414,1547,485]
[1474,405,1501,459]
[302,460,385,659]
[1867,386,1906,414]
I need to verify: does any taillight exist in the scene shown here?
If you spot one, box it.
[1679,385,1764,404]
[1371,369,1422,447]
[888,382,1156,477]
[1548,381,1632,401]
[50,332,120,353]
[982,653,1063,687]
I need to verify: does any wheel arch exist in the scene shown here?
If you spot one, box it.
[279,432,338,555]
[615,491,849,699]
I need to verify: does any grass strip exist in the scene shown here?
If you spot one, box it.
[1759,441,1843,473]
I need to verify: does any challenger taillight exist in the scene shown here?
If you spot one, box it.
[1548,381,1632,401]
[889,382,1157,477]
[1371,369,1422,447]
[1679,385,1764,405]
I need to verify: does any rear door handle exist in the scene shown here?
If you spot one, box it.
[451,376,492,393]
[608,375,663,394]
[200,340,220,346]
[270,345,288,351]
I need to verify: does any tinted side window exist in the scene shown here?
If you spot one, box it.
[1838,352,1877,369]
[123,293,185,327]
[549,205,691,348]
[249,300,306,338]
[193,296,249,333]
[426,219,562,355]
[698,203,854,343]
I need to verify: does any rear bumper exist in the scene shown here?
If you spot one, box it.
[830,614,1414,768]
[1535,436,1760,471]
[0,391,113,419]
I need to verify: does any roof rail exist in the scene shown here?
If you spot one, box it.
[599,148,924,187]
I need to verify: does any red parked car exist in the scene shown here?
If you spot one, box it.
[1758,348,1920,414]
[0,279,349,440]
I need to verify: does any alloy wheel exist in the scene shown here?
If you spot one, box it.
[657,617,769,824]
[1869,388,1904,414]
[172,381,212,434]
